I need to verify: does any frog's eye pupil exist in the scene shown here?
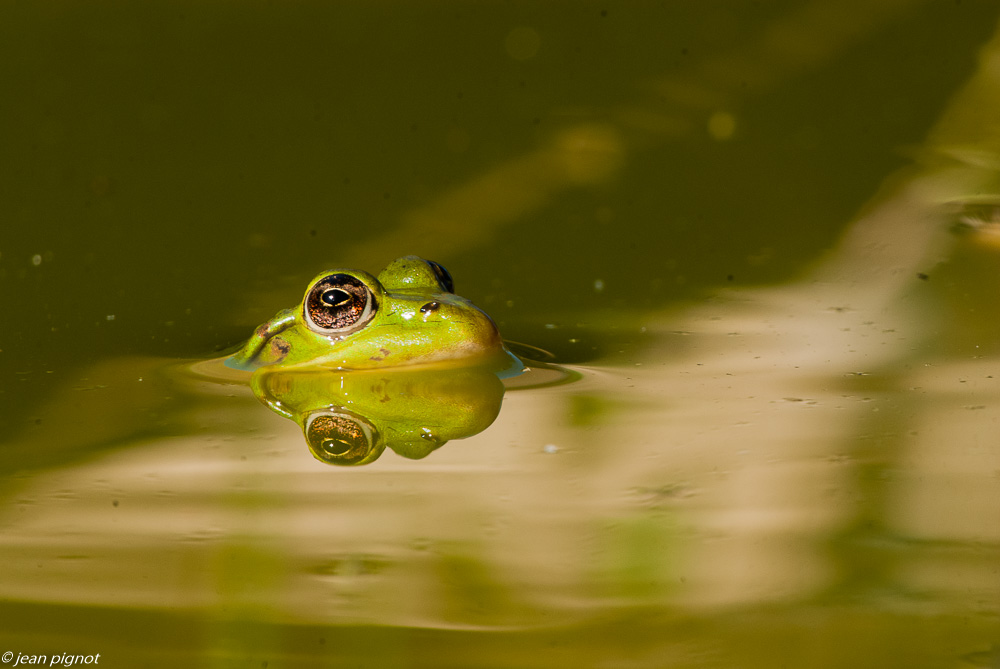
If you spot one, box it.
[321,438,351,456]
[321,288,351,307]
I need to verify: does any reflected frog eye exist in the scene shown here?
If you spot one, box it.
[304,412,382,466]
[427,260,454,293]
[304,274,378,334]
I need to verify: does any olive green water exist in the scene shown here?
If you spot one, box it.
[3,2,1000,667]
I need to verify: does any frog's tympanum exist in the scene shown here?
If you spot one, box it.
[229,256,521,374]
[251,366,505,466]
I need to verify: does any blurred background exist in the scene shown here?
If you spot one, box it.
[3,0,998,431]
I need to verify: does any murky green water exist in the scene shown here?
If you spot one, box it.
[3,2,1000,667]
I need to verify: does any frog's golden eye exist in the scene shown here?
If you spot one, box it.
[304,274,377,334]
[304,411,383,466]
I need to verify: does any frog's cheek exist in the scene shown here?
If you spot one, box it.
[228,332,295,371]
[267,337,292,364]
[245,335,293,367]
[229,309,297,370]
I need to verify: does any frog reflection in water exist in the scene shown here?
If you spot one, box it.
[228,256,524,465]
[251,365,507,466]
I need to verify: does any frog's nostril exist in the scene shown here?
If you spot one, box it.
[419,301,441,314]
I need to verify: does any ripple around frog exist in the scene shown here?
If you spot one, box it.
[501,341,583,390]
[185,341,580,392]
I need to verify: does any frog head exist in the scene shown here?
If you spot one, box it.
[229,256,513,372]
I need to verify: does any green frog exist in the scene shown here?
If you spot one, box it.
[228,256,521,374]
